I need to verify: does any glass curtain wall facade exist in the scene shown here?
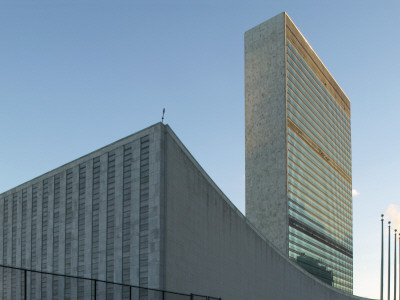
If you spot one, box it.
[285,22,353,293]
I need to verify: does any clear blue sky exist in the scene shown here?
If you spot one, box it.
[1,1,399,298]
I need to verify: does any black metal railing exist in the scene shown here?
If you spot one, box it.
[0,264,221,300]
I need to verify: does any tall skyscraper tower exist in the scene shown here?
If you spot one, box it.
[245,12,352,293]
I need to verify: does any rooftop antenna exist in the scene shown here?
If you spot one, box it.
[161,108,165,124]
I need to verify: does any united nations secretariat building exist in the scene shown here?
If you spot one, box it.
[0,12,372,300]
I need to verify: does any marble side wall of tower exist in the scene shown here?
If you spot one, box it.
[245,12,289,255]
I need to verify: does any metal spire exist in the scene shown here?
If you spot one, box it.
[161,108,165,124]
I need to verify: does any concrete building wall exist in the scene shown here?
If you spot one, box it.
[0,123,164,299]
[245,12,289,255]
[0,123,373,299]
[163,126,371,300]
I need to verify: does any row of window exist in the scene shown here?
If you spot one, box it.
[286,41,351,134]
[287,156,352,227]
[122,144,133,299]
[286,54,351,177]
[0,137,151,298]
[288,130,352,205]
[287,88,351,171]
[287,141,351,208]
[286,40,353,295]
[289,227,353,292]
[287,95,351,177]
[139,136,150,294]
[288,168,351,233]
[286,55,351,148]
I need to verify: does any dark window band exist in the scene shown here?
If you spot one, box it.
[289,216,352,258]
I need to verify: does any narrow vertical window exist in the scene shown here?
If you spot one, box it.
[106,151,116,298]
[139,135,150,299]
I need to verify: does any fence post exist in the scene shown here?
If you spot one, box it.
[130,286,132,300]
[162,290,165,300]
[190,293,194,300]
[24,270,27,300]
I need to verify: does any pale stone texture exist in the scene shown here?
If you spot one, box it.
[245,12,289,255]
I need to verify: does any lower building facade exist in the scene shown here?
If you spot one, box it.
[0,123,371,300]
[1,124,164,299]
